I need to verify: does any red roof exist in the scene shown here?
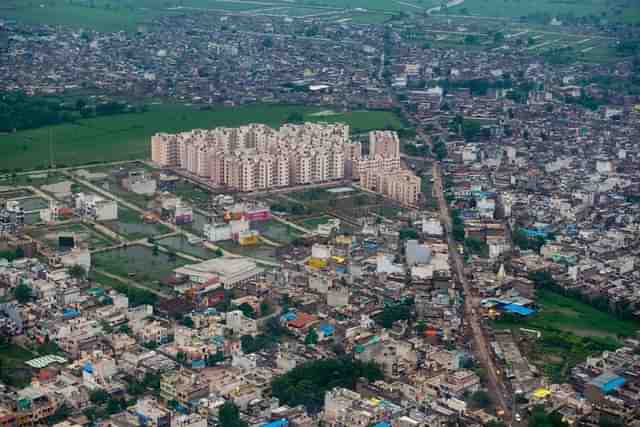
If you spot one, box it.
[288,312,318,329]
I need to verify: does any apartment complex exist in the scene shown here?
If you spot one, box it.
[151,123,348,192]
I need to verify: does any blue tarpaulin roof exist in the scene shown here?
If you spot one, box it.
[373,422,391,427]
[590,373,625,393]
[319,323,334,336]
[502,304,535,316]
[262,419,288,427]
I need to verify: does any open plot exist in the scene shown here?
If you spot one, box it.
[156,235,222,260]
[27,222,116,251]
[292,0,435,13]
[495,290,639,381]
[102,207,171,241]
[93,245,188,284]
[217,240,278,262]
[0,104,402,172]
[251,219,302,244]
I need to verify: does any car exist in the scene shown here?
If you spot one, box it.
[515,413,522,422]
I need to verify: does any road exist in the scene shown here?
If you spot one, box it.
[432,162,512,421]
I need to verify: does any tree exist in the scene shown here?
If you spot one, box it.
[176,351,187,363]
[89,389,110,404]
[304,328,318,346]
[399,228,418,240]
[207,351,225,366]
[68,264,87,280]
[218,401,248,427]
[528,405,569,427]
[469,390,491,409]
[494,31,505,44]
[181,316,194,328]
[271,357,383,413]
[260,301,272,317]
[13,284,31,304]
[238,303,255,319]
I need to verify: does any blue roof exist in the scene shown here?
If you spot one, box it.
[262,419,288,427]
[590,373,625,393]
[319,323,335,336]
[502,304,535,316]
[281,312,296,322]
[373,422,391,427]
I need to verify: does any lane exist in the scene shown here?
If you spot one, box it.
[432,162,512,420]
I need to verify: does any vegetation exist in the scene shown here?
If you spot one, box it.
[464,236,488,257]
[240,334,276,354]
[495,273,639,381]
[0,92,136,132]
[399,228,419,240]
[271,357,383,413]
[0,248,24,262]
[451,209,465,242]
[91,271,158,307]
[375,300,413,328]
[527,405,569,427]
[13,283,32,304]
[218,401,248,427]
[0,103,401,172]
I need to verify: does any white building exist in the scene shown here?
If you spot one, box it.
[75,193,118,221]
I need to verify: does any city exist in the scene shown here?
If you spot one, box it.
[0,1,640,427]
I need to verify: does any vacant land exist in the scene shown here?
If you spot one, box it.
[102,207,170,240]
[93,245,188,283]
[251,219,302,244]
[0,104,402,172]
[28,222,116,251]
[495,289,639,381]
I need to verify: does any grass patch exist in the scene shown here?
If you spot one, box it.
[102,207,170,240]
[27,223,116,251]
[251,219,301,244]
[0,104,402,172]
[494,290,640,381]
[92,245,188,284]
[0,344,37,389]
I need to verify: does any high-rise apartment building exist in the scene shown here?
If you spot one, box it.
[151,123,349,192]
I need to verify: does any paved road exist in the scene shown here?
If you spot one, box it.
[432,162,512,421]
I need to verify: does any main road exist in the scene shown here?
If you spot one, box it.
[432,162,512,421]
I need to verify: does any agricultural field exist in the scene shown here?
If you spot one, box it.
[448,0,639,23]
[495,290,640,381]
[0,104,402,172]
[92,244,188,283]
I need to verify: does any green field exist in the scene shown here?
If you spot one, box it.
[0,104,402,172]
[495,290,640,381]
[93,245,188,283]
[448,0,639,23]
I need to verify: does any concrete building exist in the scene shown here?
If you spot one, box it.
[74,193,118,221]
[362,169,421,207]
[151,123,348,191]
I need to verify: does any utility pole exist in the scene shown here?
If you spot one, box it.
[48,127,55,169]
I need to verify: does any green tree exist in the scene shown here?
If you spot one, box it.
[13,283,31,304]
[89,389,110,404]
[218,401,248,427]
[176,351,187,363]
[68,264,87,280]
[304,328,318,346]
[469,390,491,408]
[238,303,255,319]
[399,228,419,240]
[528,405,568,427]
[181,316,194,328]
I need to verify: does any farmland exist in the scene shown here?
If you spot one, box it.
[0,104,402,172]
